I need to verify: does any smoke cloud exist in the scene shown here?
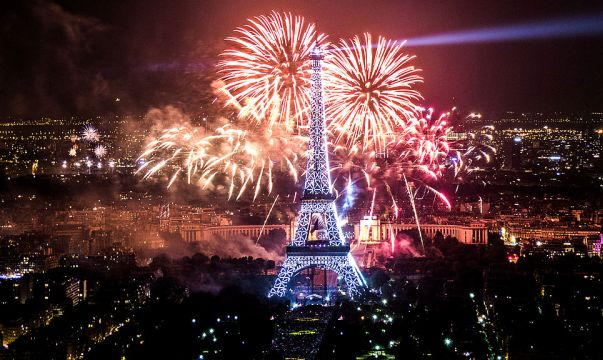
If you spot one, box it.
[155,229,284,262]
[198,233,283,261]
[0,1,109,116]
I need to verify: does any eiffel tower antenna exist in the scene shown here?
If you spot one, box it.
[268,43,367,299]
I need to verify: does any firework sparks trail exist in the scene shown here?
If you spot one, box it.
[218,11,327,130]
[369,187,377,217]
[335,107,452,253]
[377,108,453,213]
[257,194,280,244]
[138,123,305,201]
[388,223,395,253]
[404,174,425,253]
[217,14,431,205]
[82,125,100,143]
[336,174,361,218]
[69,146,77,157]
[385,182,399,218]
[85,159,93,174]
[324,33,423,152]
[422,182,451,209]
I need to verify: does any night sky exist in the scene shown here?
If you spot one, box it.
[1,0,602,117]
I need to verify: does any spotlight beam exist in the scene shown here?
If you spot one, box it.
[406,13,603,47]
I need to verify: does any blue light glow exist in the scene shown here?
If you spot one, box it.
[0,273,23,280]
[341,177,356,214]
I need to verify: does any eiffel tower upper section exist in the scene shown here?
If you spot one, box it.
[302,45,334,201]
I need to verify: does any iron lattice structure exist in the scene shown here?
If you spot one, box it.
[268,45,366,299]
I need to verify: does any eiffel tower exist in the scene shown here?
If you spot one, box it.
[268,45,366,299]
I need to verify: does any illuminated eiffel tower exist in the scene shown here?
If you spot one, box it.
[268,45,366,299]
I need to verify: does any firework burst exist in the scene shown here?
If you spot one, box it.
[82,125,100,142]
[218,11,326,130]
[142,14,442,206]
[324,33,423,152]
[332,108,452,216]
[391,108,450,180]
[94,144,108,158]
[332,109,449,186]
[385,108,451,211]
[449,125,497,179]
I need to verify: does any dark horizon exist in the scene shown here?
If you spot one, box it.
[1,0,602,118]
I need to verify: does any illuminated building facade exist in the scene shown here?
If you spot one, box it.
[506,227,599,242]
[358,216,382,244]
[203,224,291,242]
[355,220,489,245]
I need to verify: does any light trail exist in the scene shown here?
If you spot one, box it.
[388,222,395,253]
[257,194,280,244]
[407,13,603,46]
[404,174,424,253]
[385,183,399,219]
[369,187,377,218]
